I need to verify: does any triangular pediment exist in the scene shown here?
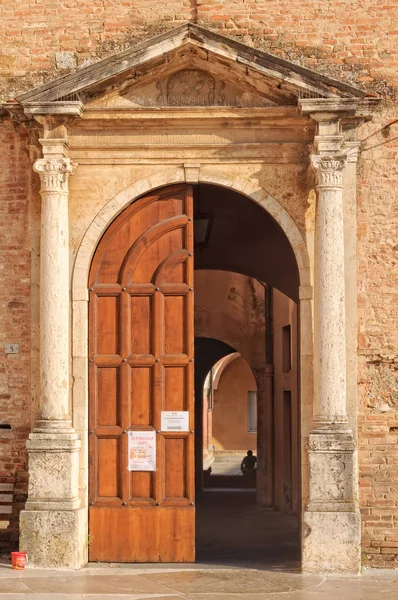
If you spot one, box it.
[16,23,364,110]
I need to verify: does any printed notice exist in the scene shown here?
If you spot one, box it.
[128,430,156,472]
[161,411,189,432]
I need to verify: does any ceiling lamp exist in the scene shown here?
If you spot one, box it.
[194,214,212,249]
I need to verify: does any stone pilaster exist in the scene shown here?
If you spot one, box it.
[300,102,361,573]
[20,147,85,568]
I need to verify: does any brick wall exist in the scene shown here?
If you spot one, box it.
[357,104,398,567]
[1,1,398,101]
[0,0,397,566]
[0,121,31,552]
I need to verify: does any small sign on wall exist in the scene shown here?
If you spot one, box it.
[128,431,156,472]
[5,344,19,355]
[161,411,189,432]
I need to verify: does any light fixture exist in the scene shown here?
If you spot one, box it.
[194,214,212,249]
[194,187,212,250]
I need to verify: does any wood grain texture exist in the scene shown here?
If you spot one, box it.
[89,506,195,563]
[89,185,194,562]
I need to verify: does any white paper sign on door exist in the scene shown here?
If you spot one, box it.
[161,411,189,432]
[128,430,156,471]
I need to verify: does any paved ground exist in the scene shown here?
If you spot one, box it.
[1,493,396,598]
[196,493,299,567]
[209,453,245,476]
[0,562,397,599]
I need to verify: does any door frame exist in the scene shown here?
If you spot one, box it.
[72,172,313,565]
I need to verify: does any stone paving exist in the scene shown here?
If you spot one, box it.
[0,562,398,600]
[1,496,397,598]
[209,454,245,477]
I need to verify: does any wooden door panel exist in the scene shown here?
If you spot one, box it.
[95,296,120,355]
[164,366,187,411]
[130,366,153,425]
[164,437,188,499]
[89,507,194,563]
[130,471,154,501]
[97,438,121,498]
[89,185,194,562]
[96,368,119,427]
[130,296,152,354]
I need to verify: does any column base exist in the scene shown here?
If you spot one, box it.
[302,424,361,573]
[302,510,361,573]
[20,420,85,568]
[20,508,87,568]
[25,420,81,504]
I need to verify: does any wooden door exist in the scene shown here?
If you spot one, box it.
[88,185,195,562]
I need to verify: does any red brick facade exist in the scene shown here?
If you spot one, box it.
[1,1,398,100]
[0,1,397,566]
[0,121,31,550]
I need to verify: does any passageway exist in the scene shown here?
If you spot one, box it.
[193,184,300,566]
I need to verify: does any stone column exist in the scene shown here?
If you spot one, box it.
[20,148,85,568]
[311,154,348,425]
[35,157,75,425]
[299,100,361,574]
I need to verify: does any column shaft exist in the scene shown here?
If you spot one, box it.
[34,158,75,424]
[312,156,347,424]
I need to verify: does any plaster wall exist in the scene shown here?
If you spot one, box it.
[212,356,258,452]
[194,270,266,371]
[272,289,299,515]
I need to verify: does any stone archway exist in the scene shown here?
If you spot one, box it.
[70,174,313,567]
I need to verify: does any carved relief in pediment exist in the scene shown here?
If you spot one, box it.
[157,69,225,106]
[167,69,216,106]
[90,68,277,108]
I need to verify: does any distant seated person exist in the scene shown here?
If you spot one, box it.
[241,450,257,476]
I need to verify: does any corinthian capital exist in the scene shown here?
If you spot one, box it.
[34,158,77,193]
[311,155,347,188]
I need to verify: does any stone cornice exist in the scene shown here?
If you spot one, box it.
[299,98,359,119]
[24,101,84,117]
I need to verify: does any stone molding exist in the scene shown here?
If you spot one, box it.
[343,141,361,163]
[299,98,359,118]
[183,163,200,183]
[299,285,313,301]
[34,157,76,193]
[72,169,311,302]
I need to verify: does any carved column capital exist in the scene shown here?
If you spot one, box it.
[34,157,77,193]
[311,155,347,188]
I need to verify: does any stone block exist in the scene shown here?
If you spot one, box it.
[307,428,357,509]
[302,510,361,573]
[26,430,81,506]
[55,52,77,70]
[20,507,87,568]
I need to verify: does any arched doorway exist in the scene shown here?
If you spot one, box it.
[85,182,303,564]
